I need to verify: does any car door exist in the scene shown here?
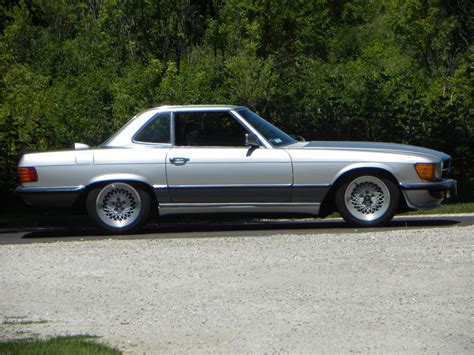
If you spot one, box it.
[165,110,293,203]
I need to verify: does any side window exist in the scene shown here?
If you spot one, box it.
[174,111,248,147]
[134,112,171,144]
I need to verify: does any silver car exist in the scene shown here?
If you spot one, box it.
[16,105,457,234]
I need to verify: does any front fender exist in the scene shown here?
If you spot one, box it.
[331,163,399,185]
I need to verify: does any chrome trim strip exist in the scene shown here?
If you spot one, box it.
[161,184,331,189]
[15,185,86,193]
[170,111,176,146]
[400,179,456,190]
[167,106,243,111]
[132,142,172,147]
[160,202,320,208]
[293,184,331,188]
[167,184,292,189]
[153,184,168,189]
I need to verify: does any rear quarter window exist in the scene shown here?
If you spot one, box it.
[133,112,171,144]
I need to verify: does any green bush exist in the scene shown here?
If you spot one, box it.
[1,0,472,199]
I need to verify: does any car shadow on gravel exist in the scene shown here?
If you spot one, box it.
[14,216,461,242]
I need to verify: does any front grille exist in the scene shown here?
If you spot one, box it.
[442,158,451,178]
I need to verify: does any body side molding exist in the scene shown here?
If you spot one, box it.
[158,202,320,216]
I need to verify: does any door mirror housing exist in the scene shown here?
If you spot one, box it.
[245,133,260,147]
[291,134,305,142]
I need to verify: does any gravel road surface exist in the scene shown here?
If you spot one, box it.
[1,225,473,353]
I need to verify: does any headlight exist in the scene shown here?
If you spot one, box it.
[414,163,437,181]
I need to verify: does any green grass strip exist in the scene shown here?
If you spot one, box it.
[326,202,474,219]
[0,336,120,355]
[402,202,474,215]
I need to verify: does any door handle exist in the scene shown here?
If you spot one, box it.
[169,157,190,165]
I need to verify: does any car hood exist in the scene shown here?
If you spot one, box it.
[287,141,450,160]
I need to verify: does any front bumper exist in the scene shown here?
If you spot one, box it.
[15,185,85,207]
[400,179,457,209]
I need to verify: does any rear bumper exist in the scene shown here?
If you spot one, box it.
[15,186,85,207]
[400,179,457,209]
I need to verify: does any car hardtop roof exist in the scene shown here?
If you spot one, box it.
[154,105,247,111]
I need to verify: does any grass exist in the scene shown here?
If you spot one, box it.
[0,336,120,355]
[325,202,474,219]
[402,202,474,215]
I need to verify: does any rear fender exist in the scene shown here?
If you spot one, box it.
[88,173,151,186]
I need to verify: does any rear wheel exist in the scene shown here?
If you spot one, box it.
[86,182,151,234]
[335,174,400,227]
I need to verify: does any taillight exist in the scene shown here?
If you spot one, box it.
[18,167,38,183]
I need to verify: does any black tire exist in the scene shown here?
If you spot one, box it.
[86,182,151,234]
[335,173,400,227]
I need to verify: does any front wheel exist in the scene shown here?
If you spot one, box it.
[335,174,400,227]
[86,182,151,234]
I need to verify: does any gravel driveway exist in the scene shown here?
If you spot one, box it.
[1,225,473,353]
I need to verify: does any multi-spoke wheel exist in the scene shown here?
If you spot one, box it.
[86,182,151,234]
[336,174,400,227]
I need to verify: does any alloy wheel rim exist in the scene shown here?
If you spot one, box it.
[96,183,141,228]
[344,176,390,221]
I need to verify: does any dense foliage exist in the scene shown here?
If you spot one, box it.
[1,0,472,198]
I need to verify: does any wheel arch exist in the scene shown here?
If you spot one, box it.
[74,178,158,214]
[319,166,407,217]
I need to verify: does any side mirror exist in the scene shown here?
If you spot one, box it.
[245,133,260,147]
[291,134,305,142]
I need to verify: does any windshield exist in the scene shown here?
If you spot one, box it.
[237,109,296,147]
